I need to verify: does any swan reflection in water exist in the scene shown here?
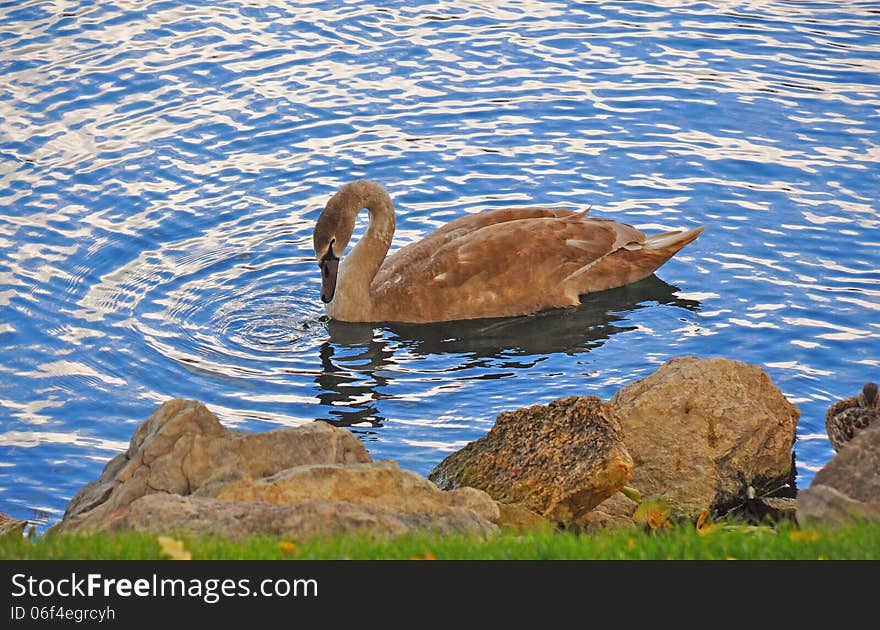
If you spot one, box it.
[314,275,701,429]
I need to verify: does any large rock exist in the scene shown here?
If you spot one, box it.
[96,494,497,540]
[211,460,500,524]
[58,399,500,540]
[428,396,633,524]
[797,421,880,526]
[59,399,370,532]
[610,356,799,520]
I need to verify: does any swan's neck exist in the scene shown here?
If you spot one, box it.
[332,183,395,319]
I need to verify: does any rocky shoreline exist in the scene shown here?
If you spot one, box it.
[3,355,878,541]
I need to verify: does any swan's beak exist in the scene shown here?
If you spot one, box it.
[319,247,339,303]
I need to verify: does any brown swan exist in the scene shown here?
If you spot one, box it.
[312,180,703,323]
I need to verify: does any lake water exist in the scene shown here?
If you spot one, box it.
[1,1,878,532]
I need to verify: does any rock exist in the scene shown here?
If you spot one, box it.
[445,486,504,524]
[211,460,500,524]
[797,421,880,526]
[59,399,371,533]
[58,399,500,540]
[492,503,556,535]
[610,356,799,520]
[0,513,28,538]
[98,494,497,540]
[797,486,880,527]
[576,492,639,533]
[738,496,798,523]
[428,396,633,524]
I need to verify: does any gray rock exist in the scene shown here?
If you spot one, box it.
[797,421,880,526]
[797,485,880,526]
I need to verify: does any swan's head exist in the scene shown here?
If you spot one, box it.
[313,186,358,303]
[313,180,393,304]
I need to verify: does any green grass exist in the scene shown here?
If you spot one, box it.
[3,520,879,560]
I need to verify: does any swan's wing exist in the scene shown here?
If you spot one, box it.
[374,207,579,286]
[373,215,641,301]
[428,216,642,290]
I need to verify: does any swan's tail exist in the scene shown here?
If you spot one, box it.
[563,225,704,298]
[642,226,704,252]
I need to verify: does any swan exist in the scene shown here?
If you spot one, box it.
[825,382,879,451]
[312,180,703,323]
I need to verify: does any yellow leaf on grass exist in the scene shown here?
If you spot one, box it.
[278,541,298,555]
[157,536,191,560]
[789,530,820,543]
[695,509,709,529]
[695,509,713,533]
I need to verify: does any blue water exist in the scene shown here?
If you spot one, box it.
[1,1,878,531]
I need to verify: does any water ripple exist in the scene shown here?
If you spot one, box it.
[1,0,879,529]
